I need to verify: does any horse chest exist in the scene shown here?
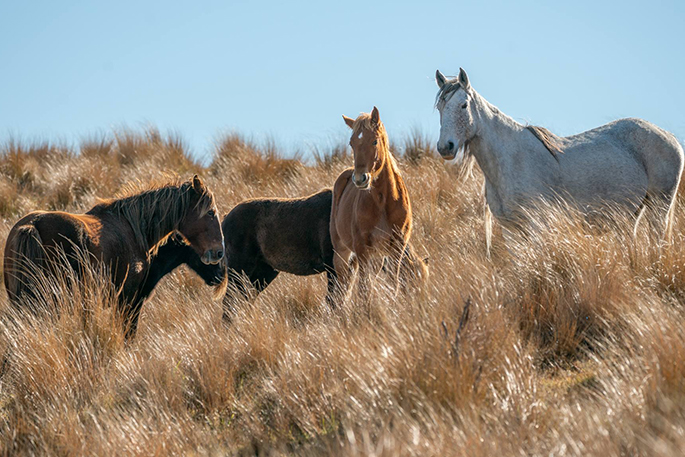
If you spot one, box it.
[484,180,511,220]
[370,213,393,242]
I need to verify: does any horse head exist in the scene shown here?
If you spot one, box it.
[177,175,225,265]
[435,68,476,164]
[342,106,388,190]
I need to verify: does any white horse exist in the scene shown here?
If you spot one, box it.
[435,68,684,252]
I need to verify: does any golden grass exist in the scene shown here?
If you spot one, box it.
[1,128,685,455]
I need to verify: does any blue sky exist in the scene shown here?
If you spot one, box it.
[1,0,683,160]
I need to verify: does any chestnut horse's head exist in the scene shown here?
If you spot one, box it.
[342,106,388,190]
[178,175,224,265]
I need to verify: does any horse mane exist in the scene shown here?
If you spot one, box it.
[94,178,215,255]
[525,125,564,159]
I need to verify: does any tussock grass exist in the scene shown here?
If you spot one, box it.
[0,128,685,455]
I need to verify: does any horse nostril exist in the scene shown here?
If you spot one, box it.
[216,249,224,260]
[447,141,455,151]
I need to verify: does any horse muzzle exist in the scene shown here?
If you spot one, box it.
[353,172,371,189]
[208,263,227,286]
[437,139,457,159]
[437,139,468,163]
[201,248,225,265]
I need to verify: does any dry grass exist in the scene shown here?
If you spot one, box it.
[1,128,685,455]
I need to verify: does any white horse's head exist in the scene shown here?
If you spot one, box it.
[435,68,476,164]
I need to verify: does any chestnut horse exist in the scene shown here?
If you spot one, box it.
[3,175,224,338]
[330,107,424,303]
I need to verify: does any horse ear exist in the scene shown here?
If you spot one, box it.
[435,70,447,89]
[371,106,380,125]
[458,68,470,91]
[342,115,355,129]
[192,174,205,193]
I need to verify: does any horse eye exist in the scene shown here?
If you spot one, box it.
[373,140,378,146]
[461,102,468,109]
[207,209,215,217]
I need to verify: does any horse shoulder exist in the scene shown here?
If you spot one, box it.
[391,175,412,226]
[89,212,142,265]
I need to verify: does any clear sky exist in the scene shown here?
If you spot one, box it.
[1,0,683,160]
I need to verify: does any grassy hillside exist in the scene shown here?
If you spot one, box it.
[1,128,685,456]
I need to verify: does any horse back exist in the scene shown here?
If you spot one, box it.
[224,189,334,276]
[33,212,98,256]
[557,118,683,202]
[608,118,684,192]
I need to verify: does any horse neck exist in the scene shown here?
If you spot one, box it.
[372,146,402,201]
[142,239,190,298]
[469,92,527,186]
[149,238,187,276]
[112,186,192,253]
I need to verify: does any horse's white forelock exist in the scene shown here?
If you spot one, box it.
[435,78,468,110]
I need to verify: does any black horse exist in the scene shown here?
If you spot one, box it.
[129,233,226,327]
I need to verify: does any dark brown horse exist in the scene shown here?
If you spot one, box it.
[219,189,336,320]
[331,107,427,303]
[3,175,224,338]
[137,232,227,305]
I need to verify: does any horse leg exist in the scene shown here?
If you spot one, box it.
[251,264,279,294]
[222,270,244,322]
[120,297,144,340]
[221,269,252,323]
[222,250,260,322]
[330,251,354,308]
[397,242,429,294]
[353,245,375,307]
[384,235,408,296]
[222,264,279,323]
[356,258,371,306]
[325,268,338,308]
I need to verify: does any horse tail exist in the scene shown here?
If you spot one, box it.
[664,182,680,244]
[666,142,685,243]
[5,224,44,304]
[664,199,676,243]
